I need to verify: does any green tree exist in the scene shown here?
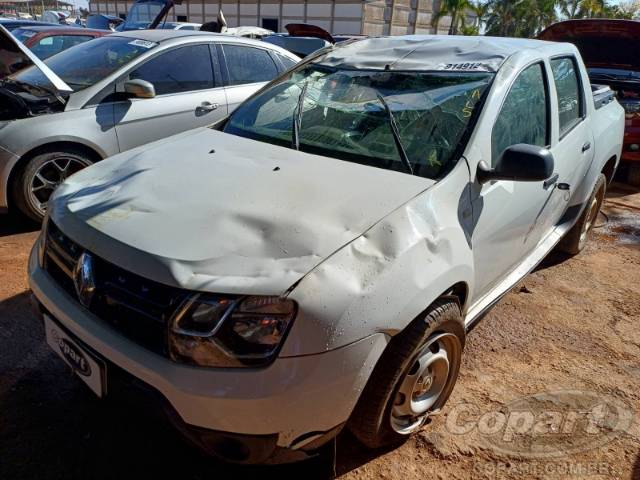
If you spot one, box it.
[432,0,473,35]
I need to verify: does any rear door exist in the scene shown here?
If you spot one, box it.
[541,55,594,230]
[114,43,227,152]
[218,43,281,113]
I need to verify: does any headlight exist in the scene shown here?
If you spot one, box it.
[168,294,297,368]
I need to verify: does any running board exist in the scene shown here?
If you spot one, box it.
[464,226,567,331]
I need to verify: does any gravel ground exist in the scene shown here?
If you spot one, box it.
[0,183,639,480]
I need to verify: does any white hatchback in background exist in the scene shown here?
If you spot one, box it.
[29,36,624,464]
[0,27,299,221]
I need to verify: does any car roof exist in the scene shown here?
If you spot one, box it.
[110,29,300,53]
[0,18,60,28]
[12,25,106,34]
[318,35,556,73]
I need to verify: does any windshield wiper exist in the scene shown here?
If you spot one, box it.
[376,93,413,175]
[292,81,308,151]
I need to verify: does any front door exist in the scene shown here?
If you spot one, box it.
[470,62,558,297]
[114,43,227,152]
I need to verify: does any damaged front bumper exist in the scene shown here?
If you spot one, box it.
[28,244,388,463]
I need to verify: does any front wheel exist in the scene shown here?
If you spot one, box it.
[348,299,465,449]
[13,148,94,222]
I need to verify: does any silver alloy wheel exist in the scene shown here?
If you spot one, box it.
[29,156,92,216]
[390,332,461,435]
[578,188,603,250]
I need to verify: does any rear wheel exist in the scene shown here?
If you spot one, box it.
[557,173,606,255]
[348,299,464,449]
[13,148,94,222]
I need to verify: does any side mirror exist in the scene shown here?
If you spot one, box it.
[477,144,554,184]
[124,79,156,99]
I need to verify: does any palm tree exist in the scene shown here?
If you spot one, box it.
[560,0,582,18]
[578,0,606,17]
[471,0,491,31]
[432,0,473,35]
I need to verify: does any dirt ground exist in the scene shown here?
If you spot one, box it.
[1,183,639,479]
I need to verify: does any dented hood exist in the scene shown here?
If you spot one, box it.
[49,128,434,295]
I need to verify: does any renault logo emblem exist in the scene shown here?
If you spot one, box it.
[73,252,96,308]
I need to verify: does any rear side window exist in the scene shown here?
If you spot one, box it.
[550,57,583,137]
[130,44,214,95]
[222,45,279,85]
[491,63,549,165]
[275,53,297,70]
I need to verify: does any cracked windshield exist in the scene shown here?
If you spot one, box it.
[224,65,493,178]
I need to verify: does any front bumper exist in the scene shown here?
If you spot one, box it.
[28,243,388,462]
[0,144,20,212]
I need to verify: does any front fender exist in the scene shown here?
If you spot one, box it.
[281,163,474,357]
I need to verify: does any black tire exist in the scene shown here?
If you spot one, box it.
[557,173,606,256]
[12,148,94,222]
[348,298,465,449]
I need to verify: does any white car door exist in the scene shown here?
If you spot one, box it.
[114,43,227,152]
[470,62,560,297]
[219,43,283,114]
[536,56,595,235]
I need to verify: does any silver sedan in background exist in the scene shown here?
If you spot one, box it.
[0,28,299,221]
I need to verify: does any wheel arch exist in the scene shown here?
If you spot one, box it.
[7,140,104,210]
[601,155,618,185]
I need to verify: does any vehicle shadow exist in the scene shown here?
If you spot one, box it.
[0,211,39,237]
[0,291,385,480]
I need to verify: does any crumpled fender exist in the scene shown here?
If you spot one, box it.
[281,159,474,356]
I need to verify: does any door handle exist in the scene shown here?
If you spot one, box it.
[197,102,219,112]
[582,142,591,153]
[543,173,559,189]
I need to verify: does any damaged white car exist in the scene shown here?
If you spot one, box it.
[29,36,624,463]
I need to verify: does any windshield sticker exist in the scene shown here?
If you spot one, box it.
[440,62,487,72]
[20,31,37,38]
[128,39,157,49]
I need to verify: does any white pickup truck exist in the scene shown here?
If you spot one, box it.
[29,36,624,463]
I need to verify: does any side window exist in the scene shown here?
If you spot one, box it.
[491,63,549,165]
[550,57,583,137]
[129,44,214,95]
[32,35,94,59]
[222,45,279,86]
[275,53,297,71]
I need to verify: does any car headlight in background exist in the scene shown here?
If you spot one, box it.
[169,294,297,368]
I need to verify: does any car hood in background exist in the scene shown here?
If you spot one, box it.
[538,19,640,72]
[49,128,434,295]
[0,23,71,91]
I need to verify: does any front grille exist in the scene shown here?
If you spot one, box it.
[44,221,187,356]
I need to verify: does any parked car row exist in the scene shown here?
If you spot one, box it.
[22,31,624,465]
[0,27,299,220]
